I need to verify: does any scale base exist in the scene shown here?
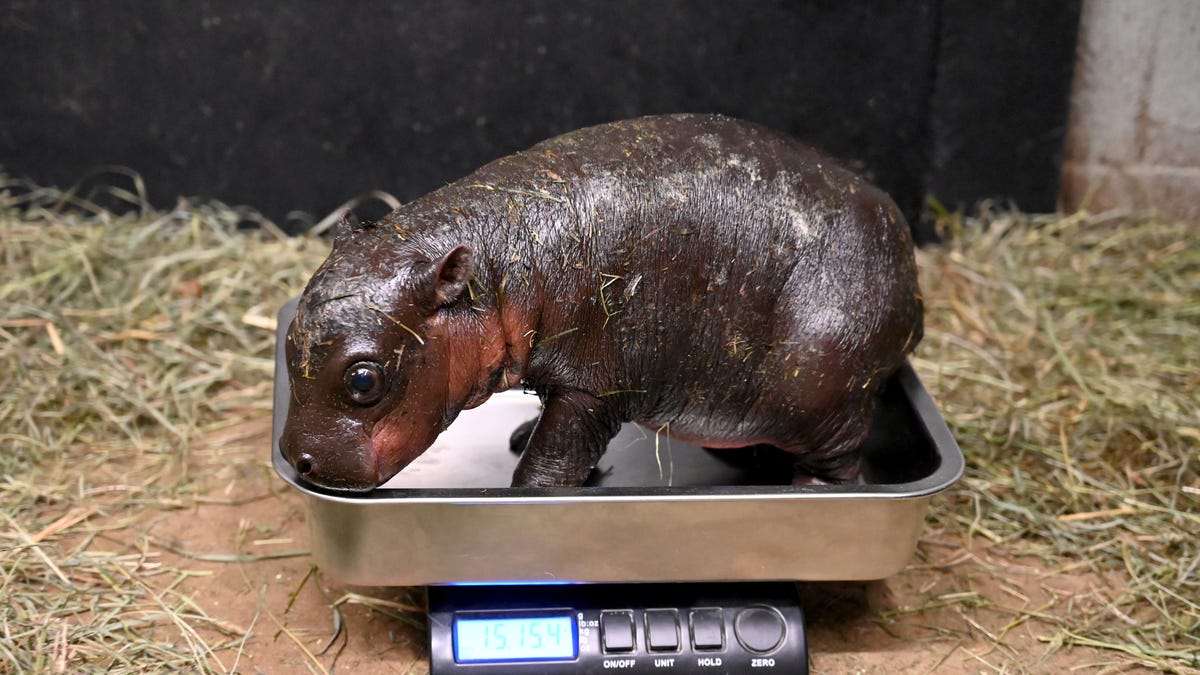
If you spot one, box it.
[427,582,807,675]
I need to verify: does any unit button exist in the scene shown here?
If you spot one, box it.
[734,607,786,654]
[689,609,725,651]
[600,611,636,652]
[644,610,680,651]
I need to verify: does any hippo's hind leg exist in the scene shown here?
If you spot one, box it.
[511,390,622,487]
[764,349,878,484]
[509,417,537,454]
[785,399,873,485]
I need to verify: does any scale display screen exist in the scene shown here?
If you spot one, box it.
[453,613,577,663]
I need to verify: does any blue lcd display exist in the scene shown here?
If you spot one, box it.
[454,614,577,663]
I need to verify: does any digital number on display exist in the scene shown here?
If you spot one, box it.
[454,615,578,663]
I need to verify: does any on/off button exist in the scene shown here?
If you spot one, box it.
[733,607,786,654]
[600,611,636,653]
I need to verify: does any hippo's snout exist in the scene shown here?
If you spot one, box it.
[280,424,379,493]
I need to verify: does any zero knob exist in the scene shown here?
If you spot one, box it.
[733,606,786,654]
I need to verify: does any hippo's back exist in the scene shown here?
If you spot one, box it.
[471,115,922,434]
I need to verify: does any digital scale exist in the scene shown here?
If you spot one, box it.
[427,583,806,674]
[271,299,963,674]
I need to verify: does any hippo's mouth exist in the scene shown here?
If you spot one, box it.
[288,459,380,493]
[299,475,378,494]
[368,424,436,488]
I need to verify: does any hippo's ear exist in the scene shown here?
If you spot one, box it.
[331,210,366,250]
[423,245,475,307]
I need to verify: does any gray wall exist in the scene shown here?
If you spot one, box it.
[1062,0,1200,224]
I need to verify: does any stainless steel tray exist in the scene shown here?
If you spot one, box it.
[271,299,962,585]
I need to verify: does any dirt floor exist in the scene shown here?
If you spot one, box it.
[80,413,1164,675]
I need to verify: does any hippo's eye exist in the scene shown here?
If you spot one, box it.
[344,362,386,405]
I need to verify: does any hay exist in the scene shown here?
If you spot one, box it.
[0,174,329,672]
[1,171,1197,671]
[913,205,1199,672]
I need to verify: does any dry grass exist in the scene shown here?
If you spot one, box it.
[913,205,1199,672]
[0,175,329,672]
[1,172,1197,672]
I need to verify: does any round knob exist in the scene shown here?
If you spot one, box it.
[734,606,786,654]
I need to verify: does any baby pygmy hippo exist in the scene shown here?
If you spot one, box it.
[280,114,922,490]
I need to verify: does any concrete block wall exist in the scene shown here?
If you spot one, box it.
[1061,0,1200,224]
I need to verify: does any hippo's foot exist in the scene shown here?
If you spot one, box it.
[509,417,538,454]
[790,471,830,487]
[784,399,873,486]
[790,449,863,486]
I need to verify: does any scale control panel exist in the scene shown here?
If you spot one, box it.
[428,582,807,675]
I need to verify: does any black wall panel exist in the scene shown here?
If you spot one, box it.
[1,1,1079,241]
[926,0,1082,216]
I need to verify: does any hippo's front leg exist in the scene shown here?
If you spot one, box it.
[511,390,621,487]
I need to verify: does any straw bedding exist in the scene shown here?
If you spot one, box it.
[1,175,1196,672]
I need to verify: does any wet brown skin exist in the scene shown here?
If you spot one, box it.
[280,114,922,490]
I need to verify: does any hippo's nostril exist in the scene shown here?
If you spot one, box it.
[296,454,314,476]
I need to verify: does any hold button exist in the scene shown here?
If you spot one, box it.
[734,607,785,654]
[689,609,724,651]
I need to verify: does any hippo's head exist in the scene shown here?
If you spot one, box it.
[279,213,479,492]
